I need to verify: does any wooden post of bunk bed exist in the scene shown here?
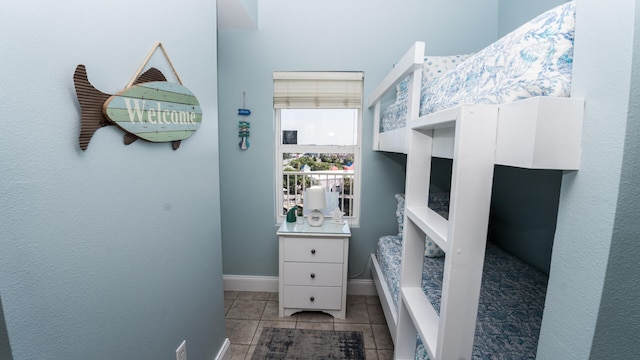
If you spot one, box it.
[395,105,499,360]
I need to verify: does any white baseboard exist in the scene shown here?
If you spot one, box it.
[223,275,376,296]
[214,338,231,360]
[347,279,377,296]
[223,275,279,292]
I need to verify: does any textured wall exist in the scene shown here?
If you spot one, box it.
[538,0,638,358]
[0,1,226,359]
[589,2,640,357]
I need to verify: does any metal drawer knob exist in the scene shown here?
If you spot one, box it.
[310,249,316,255]
[310,296,315,302]
[310,273,315,279]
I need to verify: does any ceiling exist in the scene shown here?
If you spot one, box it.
[217,0,258,29]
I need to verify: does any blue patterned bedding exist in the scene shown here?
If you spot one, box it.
[380,54,471,133]
[375,233,548,359]
[377,191,547,359]
[380,0,575,133]
[375,235,444,312]
[380,100,408,132]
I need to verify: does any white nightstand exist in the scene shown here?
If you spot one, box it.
[277,219,351,319]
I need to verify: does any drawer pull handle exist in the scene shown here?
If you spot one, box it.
[310,296,315,302]
[310,249,316,255]
[310,273,315,279]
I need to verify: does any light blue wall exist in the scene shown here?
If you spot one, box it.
[538,0,638,358]
[0,1,226,360]
[590,3,640,354]
[498,0,567,36]
[240,0,259,26]
[589,4,640,356]
[217,0,499,279]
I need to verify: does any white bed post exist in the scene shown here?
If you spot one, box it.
[403,63,423,150]
[395,120,434,359]
[395,105,499,360]
[372,101,381,151]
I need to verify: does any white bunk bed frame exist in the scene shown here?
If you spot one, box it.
[368,42,584,359]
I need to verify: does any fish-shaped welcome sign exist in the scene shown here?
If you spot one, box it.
[73,64,202,150]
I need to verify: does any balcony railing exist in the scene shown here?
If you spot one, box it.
[282,170,355,218]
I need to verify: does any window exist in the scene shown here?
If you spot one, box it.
[274,71,363,226]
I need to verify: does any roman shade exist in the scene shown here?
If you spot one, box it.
[273,71,363,109]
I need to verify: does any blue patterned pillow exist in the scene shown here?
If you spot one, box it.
[425,236,445,258]
[420,0,575,116]
[396,79,409,101]
[395,192,446,258]
[385,54,472,133]
[424,192,449,258]
[395,193,405,235]
[421,54,472,88]
[396,54,472,102]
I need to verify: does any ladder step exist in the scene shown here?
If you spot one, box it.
[406,205,448,251]
[401,287,440,359]
[411,106,460,130]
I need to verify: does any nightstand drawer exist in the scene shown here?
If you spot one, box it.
[283,237,344,263]
[283,285,342,310]
[283,262,343,287]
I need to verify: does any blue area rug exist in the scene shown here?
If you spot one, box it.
[251,327,365,359]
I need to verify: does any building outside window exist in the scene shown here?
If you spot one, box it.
[273,72,363,226]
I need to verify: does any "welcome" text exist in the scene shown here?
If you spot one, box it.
[124,98,197,125]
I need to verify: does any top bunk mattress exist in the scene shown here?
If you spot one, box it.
[379,0,576,133]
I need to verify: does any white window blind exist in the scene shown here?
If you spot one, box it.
[273,72,364,109]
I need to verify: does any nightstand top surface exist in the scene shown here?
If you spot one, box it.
[277,220,350,236]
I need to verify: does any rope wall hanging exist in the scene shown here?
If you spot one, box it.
[238,91,251,150]
[73,42,202,151]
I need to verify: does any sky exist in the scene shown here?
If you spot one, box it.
[280,109,357,146]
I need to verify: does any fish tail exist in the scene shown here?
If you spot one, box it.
[73,65,111,150]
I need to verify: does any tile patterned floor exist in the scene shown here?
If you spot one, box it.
[224,291,394,360]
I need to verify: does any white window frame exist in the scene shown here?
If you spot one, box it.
[274,72,363,227]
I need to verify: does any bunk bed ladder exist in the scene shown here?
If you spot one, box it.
[395,105,499,360]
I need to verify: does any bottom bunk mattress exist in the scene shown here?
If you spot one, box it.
[375,236,548,359]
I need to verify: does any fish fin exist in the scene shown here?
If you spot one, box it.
[123,133,139,145]
[134,67,167,85]
[172,140,181,150]
[74,64,112,150]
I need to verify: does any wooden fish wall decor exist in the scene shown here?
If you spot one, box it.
[73,52,202,150]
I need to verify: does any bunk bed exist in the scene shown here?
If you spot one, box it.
[373,193,550,359]
[367,1,583,359]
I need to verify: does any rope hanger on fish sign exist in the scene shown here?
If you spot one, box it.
[73,42,202,151]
